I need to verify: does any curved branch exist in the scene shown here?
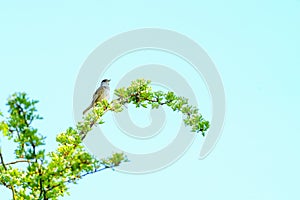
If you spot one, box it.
[4,159,33,165]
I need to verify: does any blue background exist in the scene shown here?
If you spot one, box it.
[1,0,299,199]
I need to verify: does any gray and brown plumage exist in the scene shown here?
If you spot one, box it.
[83,79,111,115]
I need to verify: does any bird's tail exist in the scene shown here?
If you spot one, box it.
[83,104,93,115]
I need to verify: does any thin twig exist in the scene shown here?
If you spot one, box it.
[5,159,33,165]
[45,166,109,193]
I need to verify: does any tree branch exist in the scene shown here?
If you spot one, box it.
[79,93,173,141]
[79,107,112,140]
[4,159,33,165]
[38,162,46,200]
[0,151,16,200]
[0,152,7,170]
[45,166,109,193]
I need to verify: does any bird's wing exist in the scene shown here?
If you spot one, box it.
[92,86,104,103]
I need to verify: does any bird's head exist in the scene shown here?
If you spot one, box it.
[101,79,111,86]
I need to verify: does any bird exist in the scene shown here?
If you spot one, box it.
[83,79,111,115]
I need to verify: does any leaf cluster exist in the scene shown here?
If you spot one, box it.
[0,93,126,200]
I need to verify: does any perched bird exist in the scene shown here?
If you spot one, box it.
[83,79,111,115]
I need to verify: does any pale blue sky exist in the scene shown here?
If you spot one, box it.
[1,0,300,199]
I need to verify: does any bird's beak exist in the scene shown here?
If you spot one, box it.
[108,79,111,82]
